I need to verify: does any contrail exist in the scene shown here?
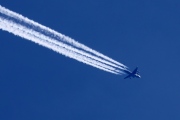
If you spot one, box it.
[0,5,127,74]
[0,5,127,69]
[0,17,121,74]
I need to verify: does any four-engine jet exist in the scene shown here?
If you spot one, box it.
[123,67,141,79]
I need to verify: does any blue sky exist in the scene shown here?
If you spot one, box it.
[0,0,180,120]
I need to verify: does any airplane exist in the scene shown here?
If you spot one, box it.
[123,67,141,79]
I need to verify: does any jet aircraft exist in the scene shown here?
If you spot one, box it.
[123,67,141,79]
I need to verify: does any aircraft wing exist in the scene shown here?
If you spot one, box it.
[124,75,131,79]
[132,67,138,74]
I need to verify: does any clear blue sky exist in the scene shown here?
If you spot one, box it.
[0,0,180,120]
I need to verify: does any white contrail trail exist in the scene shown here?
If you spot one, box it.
[0,17,122,74]
[0,5,127,69]
[0,17,123,74]
[0,5,127,74]
[9,20,123,70]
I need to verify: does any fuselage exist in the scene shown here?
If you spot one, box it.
[133,73,141,78]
